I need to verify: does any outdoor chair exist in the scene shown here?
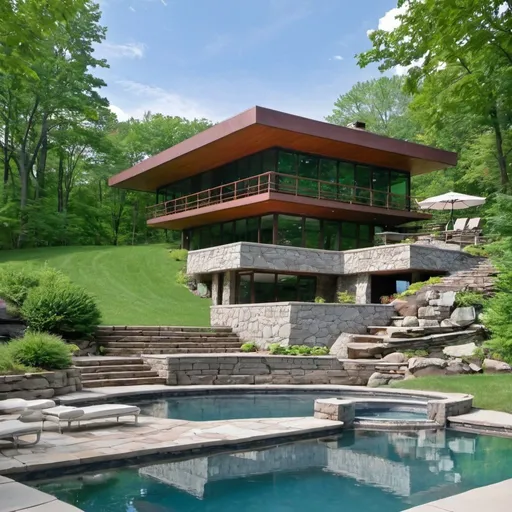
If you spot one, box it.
[0,398,56,414]
[0,420,42,447]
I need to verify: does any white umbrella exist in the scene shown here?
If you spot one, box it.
[417,191,486,229]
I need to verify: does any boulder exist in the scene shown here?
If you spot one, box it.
[430,291,456,308]
[482,359,512,373]
[443,342,477,358]
[408,357,447,377]
[419,319,440,327]
[446,361,467,375]
[402,316,419,327]
[382,352,407,363]
[418,306,437,320]
[393,299,418,317]
[367,372,404,388]
[450,307,476,327]
[469,363,483,373]
[440,319,458,328]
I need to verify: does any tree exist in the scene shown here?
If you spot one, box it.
[358,0,512,191]
[326,76,416,139]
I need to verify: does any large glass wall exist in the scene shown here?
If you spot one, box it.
[236,271,316,304]
[156,148,411,210]
[186,214,381,251]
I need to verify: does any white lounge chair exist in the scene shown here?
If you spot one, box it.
[0,420,42,447]
[0,398,56,414]
[42,404,140,432]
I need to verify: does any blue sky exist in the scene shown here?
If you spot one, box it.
[96,0,400,122]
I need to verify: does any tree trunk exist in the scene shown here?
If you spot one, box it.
[490,105,509,191]
[131,201,138,245]
[35,119,48,199]
[17,154,29,248]
[57,154,64,213]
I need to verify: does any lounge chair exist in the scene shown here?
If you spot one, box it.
[42,404,140,432]
[0,420,42,447]
[467,217,481,230]
[0,398,56,414]
[446,217,467,232]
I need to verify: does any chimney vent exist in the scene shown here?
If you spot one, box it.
[347,121,366,130]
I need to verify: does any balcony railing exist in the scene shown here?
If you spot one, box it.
[147,171,416,219]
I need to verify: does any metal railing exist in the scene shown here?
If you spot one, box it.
[147,171,415,219]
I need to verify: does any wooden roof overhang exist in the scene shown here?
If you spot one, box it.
[109,107,458,192]
[147,192,431,230]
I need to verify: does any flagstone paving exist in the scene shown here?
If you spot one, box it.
[0,414,342,477]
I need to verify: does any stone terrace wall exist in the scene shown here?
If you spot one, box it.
[142,354,372,386]
[211,303,394,348]
[0,368,82,400]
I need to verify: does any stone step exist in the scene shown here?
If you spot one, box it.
[350,334,386,344]
[386,330,479,347]
[104,347,243,355]
[97,326,232,333]
[77,364,151,373]
[73,357,143,367]
[95,335,241,342]
[81,370,159,381]
[347,342,386,359]
[103,341,242,349]
[82,377,167,388]
[368,326,454,337]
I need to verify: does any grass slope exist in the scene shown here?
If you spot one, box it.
[0,245,211,326]
[392,374,512,413]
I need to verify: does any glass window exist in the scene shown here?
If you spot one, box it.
[358,224,372,248]
[253,273,276,303]
[323,220,340,250]
[341,222,358,250]
[263,149,277,173]
[277,215,303,247]
[222,221,234,244]
[298,155,319,196]
[390,171,408,209]
[237,273,252,304]
[210,223,222,247]
[372,169,389,207]
[355,165,371,204]
[234,219,246,242]
[304,217,320,248]
[276,274,298,302]
[200,226,211,248]
[298,276,316,302]
[319,159,337,200]
[338,161,355,202]
[260,215,274,244]
[190,229,200,251]
[247,217,259,243]
[277,151,297,193]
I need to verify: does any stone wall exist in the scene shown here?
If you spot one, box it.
[188,242,480,277]
[210,303,394,347]
[0,368,82,400]
[142,354,373,386]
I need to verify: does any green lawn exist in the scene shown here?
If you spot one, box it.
[392,374,512,413]
[0,245,211,326]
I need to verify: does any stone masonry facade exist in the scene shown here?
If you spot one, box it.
[210,303,394,348]
[142,354,372,386]
[0,368,82,400]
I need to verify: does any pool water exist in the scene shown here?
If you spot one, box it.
[135,394,427,422]
[36,430,512,512]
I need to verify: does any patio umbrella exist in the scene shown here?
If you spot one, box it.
[417,191,486,229]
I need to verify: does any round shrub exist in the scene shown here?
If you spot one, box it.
[169,249,189,262]
[0,344,35,374]
[21,283,101,337]
[240,342,257,353]
[8,332,74,370]
[0,264,40,307]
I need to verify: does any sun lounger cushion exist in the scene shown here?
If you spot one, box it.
[41,406,86,420]
[0,420,42,437]
[43,404,140,421]
[0,398,56,414]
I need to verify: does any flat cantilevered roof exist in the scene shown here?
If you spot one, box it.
[109,106,457,192]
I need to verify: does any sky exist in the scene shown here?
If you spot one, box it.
[95,0,401,123]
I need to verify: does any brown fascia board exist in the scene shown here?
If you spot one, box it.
[108,106,457,192]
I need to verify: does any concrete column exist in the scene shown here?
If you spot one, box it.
[211,274,220,306]
[355,273,371,304]
[222,271,237,305]
[314,398,355,427]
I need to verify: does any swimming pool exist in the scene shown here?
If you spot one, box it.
[135,394,428,422]
[36,429,512,512]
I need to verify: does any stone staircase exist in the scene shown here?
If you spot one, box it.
[96,326,243,356]
[439,258,497,294]
[74,357,167,388]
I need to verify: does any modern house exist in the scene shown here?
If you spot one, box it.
[109,107,477,346]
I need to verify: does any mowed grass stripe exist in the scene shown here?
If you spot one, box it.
[0,245,211,326]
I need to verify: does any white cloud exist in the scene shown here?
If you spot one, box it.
[109,104,128,120]
[100,42,146,59]
[129,6,136,12]
[331,55,343,61]
[377,4,408,32]
[498,2,508,15]
[394,57,425,76]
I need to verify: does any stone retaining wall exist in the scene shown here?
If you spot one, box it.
[142,354,378,386]
[210,302,394,348]
[0,368,82,400]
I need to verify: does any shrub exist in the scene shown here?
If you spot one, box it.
[463,245,489,258]
[169,249,189,262]
[21,283,101,337]
[311,346,329,356]
[8,332,74,370]
[240,342,257,353]
[314,296,326,304]
[403,349,429,359]
[268,343,287,355]
[0,265,40,307]
[0,344,35,374]
[337,291,355,304]
[175,268,189,286]
[455,291,486,308]
[395,276,443,299]
[380,294,398,304]
[268,344,329,356]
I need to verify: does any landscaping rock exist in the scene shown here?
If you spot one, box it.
[443,342,477,358]
[419,319,440,327]
[402,316,419,327]
[408,357,447,377]
[393,299,418,317]
[469,363,483,373]
[382,352,407,363]
[483,359,512,373]
[418,306,437,320]
[367,372,403,388]
[446,361,466,375]
[430,291,456,308]
[450,307,476,327]
[440,319,458,328]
